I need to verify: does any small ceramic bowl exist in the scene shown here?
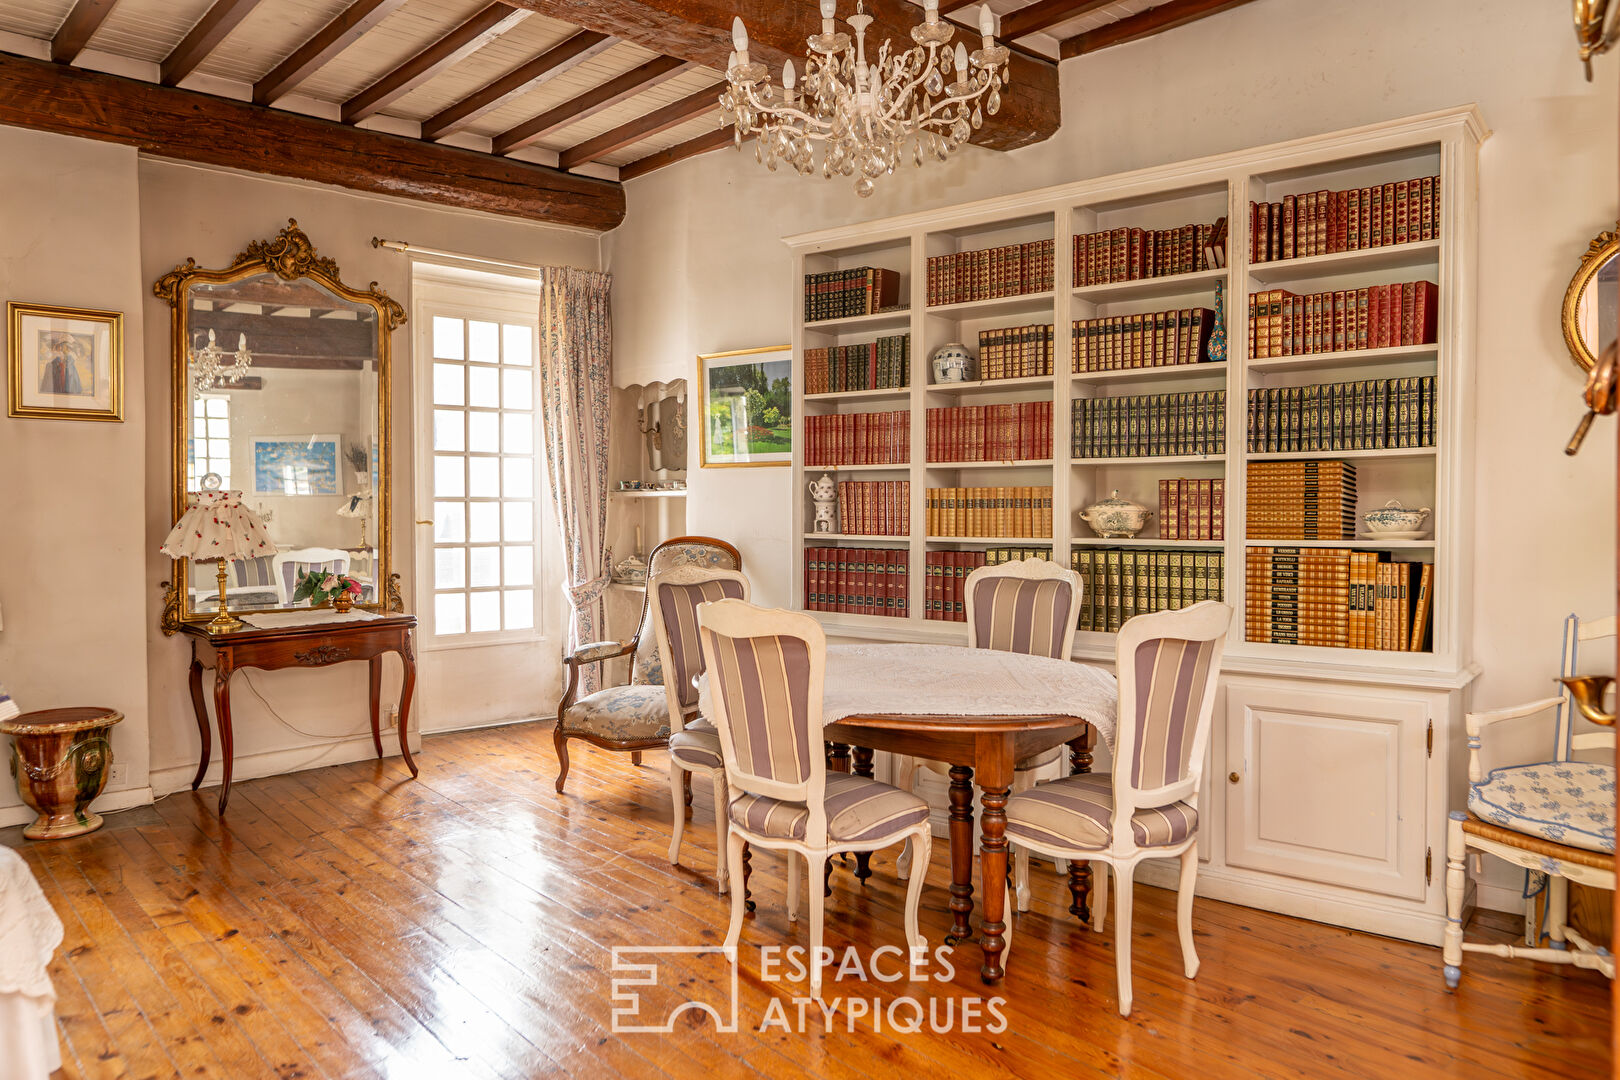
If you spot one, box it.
[1362,499,1431,536]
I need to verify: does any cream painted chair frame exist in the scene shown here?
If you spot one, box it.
[895,557,1083,898]
[1006,601,1230,1017]
[1441,613,1617,987]
[653,565,751,896]
[698,599,930,998]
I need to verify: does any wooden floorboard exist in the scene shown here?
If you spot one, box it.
[4,720,1609,1080]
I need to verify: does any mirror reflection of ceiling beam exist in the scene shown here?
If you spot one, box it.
[189,310,374,363]
[190,279,371,313]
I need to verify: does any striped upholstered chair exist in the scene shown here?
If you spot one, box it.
[652,565,751,894]
[894,558,1082,894]
[1005,600,1229,1016]
[697,599,931,997]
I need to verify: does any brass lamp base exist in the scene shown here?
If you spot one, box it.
[207,558,243,633]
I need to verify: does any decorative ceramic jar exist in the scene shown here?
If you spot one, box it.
[333,595,354,613]
[613,552,649,585]
[930,342,976,384]
[2,707,123,840]
[1079,489,1152,539]
[1361,499,1431,539]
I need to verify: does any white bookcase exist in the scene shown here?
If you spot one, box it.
[785,107,1487,944]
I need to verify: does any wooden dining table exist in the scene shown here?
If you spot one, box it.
[816,643,1118,984]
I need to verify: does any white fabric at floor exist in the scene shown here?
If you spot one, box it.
[0,846,63,1080]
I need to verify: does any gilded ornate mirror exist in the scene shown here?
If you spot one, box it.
[156,221,404,630]
[1562,222,1620,372]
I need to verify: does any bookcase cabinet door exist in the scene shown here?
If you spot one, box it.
[1224,678,1429,901]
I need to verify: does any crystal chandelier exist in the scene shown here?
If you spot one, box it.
[191,328,253,397]
[721,0,1010,197]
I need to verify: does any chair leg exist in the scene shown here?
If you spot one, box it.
[1092,861,1108,934]
[712,770,731,896]
[631,750,642,766]
[724,831,748,950]
[1176,847,1200,979]
[895,759,916,880]
[787,852,801,922]
[1549,874,1570,950]
[1442,811,1466,988]
[807,854,827,998]
[904,830,930,956]
[1014,846,1031,912]
[1112,862,1135,1018]
[552,727,570,794]
[667,761,687,866]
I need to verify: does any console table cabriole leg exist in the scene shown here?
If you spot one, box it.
[213,657,235,818]
[368,656,384,758]
[397,636,419,777]
[188,645,211,791]
[945,764,975,945]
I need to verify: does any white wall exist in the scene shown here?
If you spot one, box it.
[604,0,1619,723]
[0,127,151,822]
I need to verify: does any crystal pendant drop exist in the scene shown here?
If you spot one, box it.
[952,118,970,142]
[925,70,943,96]
[971,105,982,129]
[987,88,1000,114]
[854,176,875,197]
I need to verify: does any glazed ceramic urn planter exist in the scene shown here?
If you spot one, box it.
[1,707,123,840]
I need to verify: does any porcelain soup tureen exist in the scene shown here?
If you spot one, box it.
[1079,489,1152,539]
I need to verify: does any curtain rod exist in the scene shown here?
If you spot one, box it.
[371,237,543,275]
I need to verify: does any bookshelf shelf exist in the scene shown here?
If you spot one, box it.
[925,290,1055,320]
[610,489,687,499]
[802,462,911,472]
[926,536,1052,545]
[805,386,912,402]
[1072,268,1226,305]
[926,459,1054,469]
[1071,454,1225,466]
[804,309,911,333]
[1247,239,1440,285]
[802,533,910,543]
[1246,447,1435,461]
[1247,343,1438,374]
[925,375,1053,394]
[1244,538,1435,549]
[1072,362,1229,385]
[1071,537,1225,548]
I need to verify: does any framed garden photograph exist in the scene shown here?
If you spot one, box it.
[698,345,792,467]
[252,433,342,496]
[6,301,124,421]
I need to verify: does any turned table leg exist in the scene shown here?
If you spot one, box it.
[824,742,851,896]
[852,746,875,885]
[188,653,211,791]
[945,764,975,945]
[1066,731,1093,924]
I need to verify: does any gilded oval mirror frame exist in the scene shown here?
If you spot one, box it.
[155,220,406,631]
[1561,221,1620,373]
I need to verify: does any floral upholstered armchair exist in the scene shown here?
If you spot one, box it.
[552,536,742,793]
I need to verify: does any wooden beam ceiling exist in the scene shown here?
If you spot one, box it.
[1059,0,1257,58]
[997,0,1114,40]
[491,55,691,155]
[161,0,269,86]
[503,0,1061,152]
[419,29,614,140]
[557,83,721,171]
[618,123,746,182]
[342,2,530,124]
[0,53,625,230]
[50,0,119,64]
[253,0,408,105]
[189,309,376,360]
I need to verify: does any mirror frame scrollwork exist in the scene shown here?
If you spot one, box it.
[1561,221,1620,373]
[155,219,405,630]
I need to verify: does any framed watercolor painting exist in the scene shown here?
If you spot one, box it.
[698,345,792,467]
[252,433,342,496]
[6,301,124,421]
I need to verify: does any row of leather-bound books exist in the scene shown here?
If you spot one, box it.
[1246,547,1434,651]
[1249,175,1439,262]
[1247,460,1356,540]
[1072,548,1226,633]
[802,547,908,618]
[926,487,1053,538]
[1246,377,1435,453]
[926,402,1051,463]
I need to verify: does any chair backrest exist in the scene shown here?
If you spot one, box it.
[271,547,351,606]
[1556,612,1618,760]
[697,599,828,837]
[630,536,742,686]
[1111,601,1231,849]
[964,558,1082,660]
[229,554,276,590]
[650,566,751,728]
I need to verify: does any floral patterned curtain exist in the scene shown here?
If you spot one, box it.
[538,267,613,693]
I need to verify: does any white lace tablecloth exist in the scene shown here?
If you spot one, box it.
[240,609,380,630]
[0,847,63,1079]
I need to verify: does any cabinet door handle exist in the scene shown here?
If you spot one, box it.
[1228,771,1241,784]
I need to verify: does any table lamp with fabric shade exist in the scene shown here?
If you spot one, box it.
[160,490,277,632]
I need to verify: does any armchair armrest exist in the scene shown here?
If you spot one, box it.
[566,639,634,666]
[1464,695,1565,784]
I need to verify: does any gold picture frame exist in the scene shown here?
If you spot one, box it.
[697,345,793,468]
[1561,221,1620,373]
[6,301,124,422]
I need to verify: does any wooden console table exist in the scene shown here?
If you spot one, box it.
[180,613,418,816]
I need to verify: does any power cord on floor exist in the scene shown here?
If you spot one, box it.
[238,669,381,740]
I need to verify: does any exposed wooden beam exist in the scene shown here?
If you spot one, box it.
[492,55,691,155]
[506,0,1059,152]
[420,30,614,140]
[51,0,119,64]
[253,0,408,105]
[996,0,1114,40]
[190,311,375,358]
[161,0,269,86]
[1059,0,1257,58]
[557,84,721,170]
[342,3,529,124]
[0,53,625,230]
[617,123,748,182]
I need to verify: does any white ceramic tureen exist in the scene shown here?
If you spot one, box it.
[1361,499,1431,539]
[1079,489,1152,539]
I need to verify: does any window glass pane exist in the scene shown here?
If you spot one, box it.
[504,589,534,630]
[468,502,500,542]
[434,501,465,543]
[208,438,231,458]
[467,411,499,453]
[470,548,500,588]
[435,592,466,635]
[434,548,465,590]
[469,320,499,363]
[502,457,533,499]
[207,418,230,438]
[433,455,464,498]
[502,369,532,411]
[468,366,499,408]
[503,502,533,543]
[503,413,533,455]
[469,457,499,498]
[433,316,464,360]
[469,591,500,632]
[433,363,464,406]
[503,546,534,587]
[207,398,229,417]
[433,409,464,452]
[502,324,532,364]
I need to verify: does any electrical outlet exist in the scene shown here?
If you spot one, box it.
[108,762,127,786]
[385,705,399,726]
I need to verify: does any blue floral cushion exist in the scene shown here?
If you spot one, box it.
[560,684,670,741]
[1469,761,1616,854]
